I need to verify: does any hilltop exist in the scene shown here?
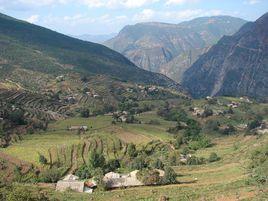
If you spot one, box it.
[104,16,247,82]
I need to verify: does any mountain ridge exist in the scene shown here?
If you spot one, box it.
[182,12,268,101]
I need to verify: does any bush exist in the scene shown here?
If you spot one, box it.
[150,159,164,170]
[221,124,236,135]
[137,169,161,185]
[186,156,206,165]
[88,151,105,169]
[162,167,177,184]
[208,152,220,163]
[202,107,213,118]
[75,165,92,179]
[105,159,120,172]
[8,109,25,125]
[188,136,212,151]
[248,145,268,186]
[247,119,262,131]
[130,156,148,170]
[148,120,160,125]
[80,108,90,118]
[38,154,47,165]
[205,120,220,132]
[127,143,137,158]
[39,168,62,183]
[174,135,183,149]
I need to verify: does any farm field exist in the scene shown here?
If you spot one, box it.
[1,107,267,200]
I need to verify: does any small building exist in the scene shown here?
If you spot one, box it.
[56,174,96,193]
[68,126,88,131]
[103,170,143,189]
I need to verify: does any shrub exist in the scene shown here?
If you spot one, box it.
[75,165,92,179]
[208,152,220,163]
[248,145,268,186]
[188,136,212,151]
[150,159,164,170]
[88,151,105,169]
[202,107,213,118]
[186,156,206,165]
[38,154,47,165]
[137,169,161,185]
[39,168,62,183]
[162,167,177,184]
[174,135,183,149]
[130,156,148,170]
[221,124,236,135]
[148,119,160,125]
[247,119,262,131]
[127,143,137,158]
[8,109,25,125]
[105,159,120,172]
[205,120,220,132]
[80,108,90,118]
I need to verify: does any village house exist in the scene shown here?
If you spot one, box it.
[68,126,88,131]
[56,174,96,193]
[103,170,143,189]
[227,101,239,108]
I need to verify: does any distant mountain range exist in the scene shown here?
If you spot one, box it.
[72,33,117,43]
[0,13,182,91]
[104,16,247,82]
[182,12,268,101]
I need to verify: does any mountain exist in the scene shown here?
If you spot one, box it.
[182,12,268,101]
[104,16,247,82]
[0,13,182,91]
[73,33,117,43]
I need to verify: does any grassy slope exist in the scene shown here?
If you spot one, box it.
[0,13,182,90]
[1,98,267,200]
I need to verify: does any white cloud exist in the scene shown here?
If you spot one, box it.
[26,14,39,23]
[133,9,155,21]
[244,0,260,5]
[78,0,159,8]
[165,0,199,6]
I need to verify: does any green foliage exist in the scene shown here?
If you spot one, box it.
[150,159,164,170]
[88,151,106,169]
[105,159,120,172]
[221,124,236,135]
[0,185,49,201]
[208,152,220,163]
[75,165,92,179]
[183,119,201,140]
[92,168,107,191]
[148,119,161,125]
[8,109,25,125]
[127,143,137,158]
[247,119,262,131]
[130,156,148,170]
[248,145,268,186]
[186,156,206,165]
[137,169,161,185]
[205,120,220,132]
[38,168,62,183]
[80,108,90,118]
[174,135,183,149]
[188,136,212,151]
[202,106,213,118]
[162,167,177,184]
[38,154,47,165]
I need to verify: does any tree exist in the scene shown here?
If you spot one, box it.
[131,156,147,170]
[208,152,220,163]
[0,123,4,138]
[80,108,90,118]
[88,151,105,169]
[8,109,25,125]
[150,159,164,170]
[38,154,47,165]
[162,167,177,184]
[105,159,120,172]
[174,135,183,149]
[127,143,137,158]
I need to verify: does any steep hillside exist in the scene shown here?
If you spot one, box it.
[104,16,246,82]
[182,12,268,101]
[0,13,182,91]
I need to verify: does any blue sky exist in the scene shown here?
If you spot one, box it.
[0,0,267,35]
